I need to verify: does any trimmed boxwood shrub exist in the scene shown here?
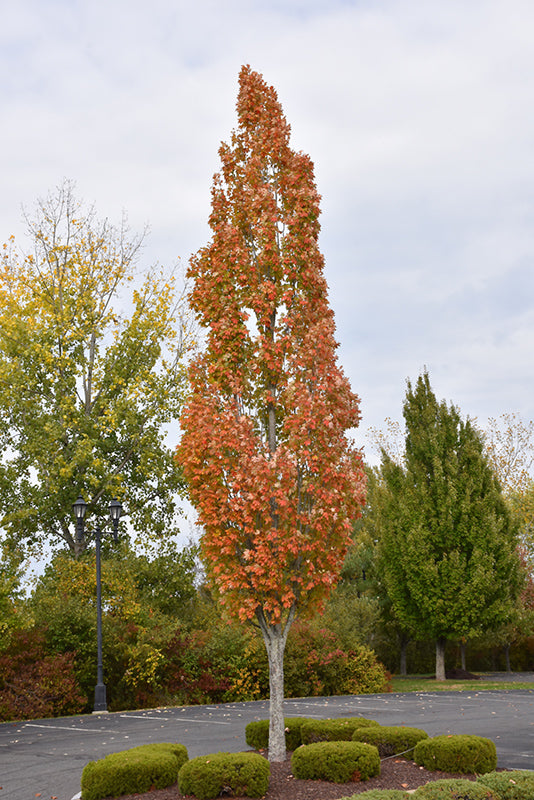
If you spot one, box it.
[350,791,408,799]
[352,725,428,757]
[413,735,497,775]
[291,740,380,783]
[477,770,534,799]
[245,717,315,751]
[300,717,379,744]
[178,751,270,799]
[410,777,500,799]
[81,742,188,800]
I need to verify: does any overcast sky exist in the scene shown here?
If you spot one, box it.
[2,0,533,472]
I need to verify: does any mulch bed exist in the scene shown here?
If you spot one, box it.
[104,754,482,800]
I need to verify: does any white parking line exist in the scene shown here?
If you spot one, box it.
[25,723,119,733]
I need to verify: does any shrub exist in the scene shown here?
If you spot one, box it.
[414,735,497,775]
[301,717,379,743]
[245,717,315,751]
[284,620,390,697]
[291,740,380,783]
[352,725,428,757]
[162,628,232,705]
[477,770,534,799]
[221,638,269,702]
[214,620,390,702]
[410,777,500,799]
[81,742,188,800]
[178,752,270,800]
[349,791,408,799]
[188,621,270,703]
[0,628,87,721]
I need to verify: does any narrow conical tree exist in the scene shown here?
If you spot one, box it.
[377,371,521,679]
[177,66,366,760]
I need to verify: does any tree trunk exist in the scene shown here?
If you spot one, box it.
[399,632,409,676]
[435,637,446,681]
[504,643,512,673]
[257,608,295,762]
[460,641,466,671]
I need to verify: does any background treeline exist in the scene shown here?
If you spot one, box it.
[0,540,389,720]
[1,486,534,721]
[1,490,533,723]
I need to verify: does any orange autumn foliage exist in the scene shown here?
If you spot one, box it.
[177,66,366,628]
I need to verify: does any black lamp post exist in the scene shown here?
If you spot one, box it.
[72,495,123,713]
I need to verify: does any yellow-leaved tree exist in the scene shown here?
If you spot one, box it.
[483,412,534,558]
[0,181,191,556]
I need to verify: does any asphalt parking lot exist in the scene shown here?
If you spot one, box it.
[1,688,533,800]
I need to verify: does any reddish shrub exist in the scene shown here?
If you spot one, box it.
[0,629,87,721]
[162,629,231,704]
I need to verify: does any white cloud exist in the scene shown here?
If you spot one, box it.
[1,0,533,475]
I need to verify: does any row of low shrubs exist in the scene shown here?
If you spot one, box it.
[356,782,499,800]
[81,743,189,800]
[372,770,534,800]
[82,715,533,800]
[245,715,427,756]
[246,717,499,777]
[81,744,270,800]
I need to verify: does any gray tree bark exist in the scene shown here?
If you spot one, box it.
[257,608,295,762]
[435,637,446,681]
[504,643,512,673]
[399,632,409,676]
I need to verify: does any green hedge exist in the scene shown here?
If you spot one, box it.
[300,717,379,743]
[245,717,315,751]
[352,725,428,757]
[410,777,500,799]
[413,735,497,775]
[477,770,534,799]
[178,751,270,799]
[348,791,407,799]
[291,740,380,783]
[81,742,188,800]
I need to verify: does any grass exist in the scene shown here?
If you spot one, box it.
[390,675,534,693]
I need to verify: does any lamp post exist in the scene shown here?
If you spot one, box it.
[72,495,123,713]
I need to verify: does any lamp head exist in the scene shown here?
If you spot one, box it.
[73,495,87,542]
[73,495,87,520]
[109,498,122,540]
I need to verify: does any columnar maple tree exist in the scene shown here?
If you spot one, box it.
[177,66,366,760]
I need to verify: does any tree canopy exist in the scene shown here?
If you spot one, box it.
[0,181,190,556]
[375,371,521,679]
[177,65,366,760]
[483,413,534,564]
